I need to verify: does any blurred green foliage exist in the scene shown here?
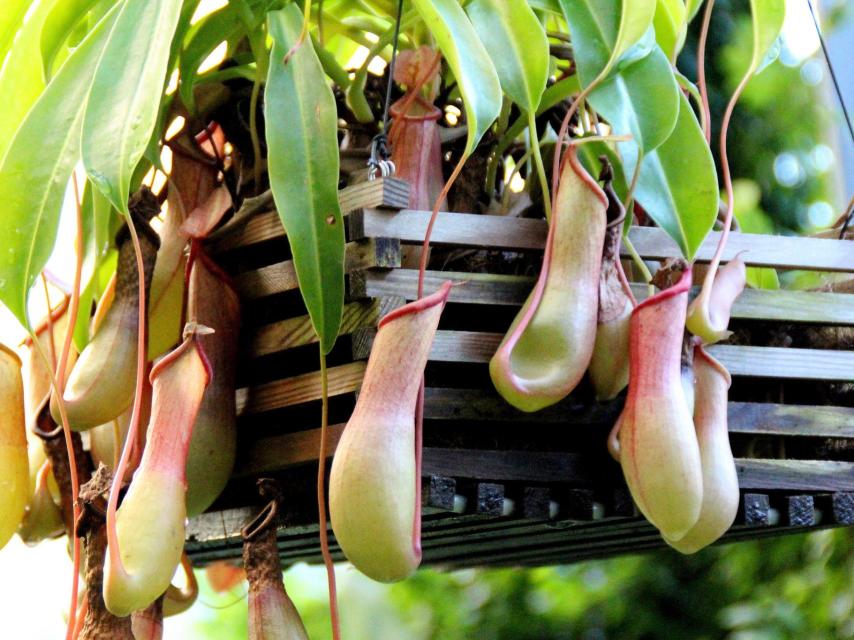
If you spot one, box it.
[187,528,854,639]
[679,0,850,235]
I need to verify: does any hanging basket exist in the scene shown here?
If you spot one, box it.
[188,177,854,568]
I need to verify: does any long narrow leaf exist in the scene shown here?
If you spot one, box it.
[466,0,549,113]
[41,0,120,79]
[0,7,120,328]
[178,4,244,115]
[82,0,183,213]
[0,0,31,60]
[412,0,502,156]
[265,6,345,353]
[0,0,58,161]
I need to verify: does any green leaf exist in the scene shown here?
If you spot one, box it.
[0,7,120,328]
[80,179,115,296]
[685,0,703,21]
[559,0,657,86]
[589,43,680,154]
[629,92,719,259]
[412,0,502,155]
[0,0,58,162]
[528,0,562,12]
[746,0,786,77]
[41,0,120,79]
[178,4,243,115]
[265,6,345,354]
[653,0,687,61]
[82,0,183,214]
[0,0,31,59]
[466,0,550,113]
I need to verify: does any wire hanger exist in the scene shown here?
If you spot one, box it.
[367,0,405,180]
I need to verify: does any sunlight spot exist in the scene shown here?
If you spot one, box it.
[198,41,227,75]
[191,0,228,25]
[165,69,179,95]
[780,0,820,65]
[161,145,173,174]
[165,116,186,141]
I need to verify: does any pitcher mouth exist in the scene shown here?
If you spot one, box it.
[390,94,442,122]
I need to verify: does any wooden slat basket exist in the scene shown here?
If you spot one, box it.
[186,178,854,569]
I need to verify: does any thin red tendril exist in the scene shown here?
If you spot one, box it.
[317,349,341,640]
[697,0,715,144]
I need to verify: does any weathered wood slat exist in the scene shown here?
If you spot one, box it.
[420,331,854,381]
[233,395,854,476]
[355,269,854,325]
[351,209,854,271]
[234,238,401,300]
[234,424,346,476]
[209,178,409,253]
[249,301,380,357]
[421,388,854,438]
[736,459,854,491]
[186,498,837,568]
[235,363,365,416]
[709,345,854,381]
[234,416,854,491]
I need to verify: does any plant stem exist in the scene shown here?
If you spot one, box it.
[317,348,341,640]
[29,173,86,640]
[417,153,468,298]
[697,0,715,144]
[249,68,263,196]
[500,145,536,212]
[528,111,552,221]
[703,68,752,287]
[623,235,654,298]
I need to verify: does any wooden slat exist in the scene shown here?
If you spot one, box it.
[421,331,854,381]
[356,269,854,325]
[234,424,346,476]
[709,344,854,381]
[728,402,854,437]
[353,209,854,271]
[235,413,854,492]
[338,177,410,214]
[234,238,400,300]
[233,394,854,477]
[186,493,841,567]
[420,388,854,438]
[210,178,410,253]
[737,459,854,491]
[235,362,366,416]
[249,301,379,358]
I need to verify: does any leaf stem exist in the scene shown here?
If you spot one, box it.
[317,347,341,640]
[703,68,752,288]
[249,66,263,196]
[29,173,86,640]
[697,0,715,144]
[623,235,654,298]
[527,110,551,221]
[417,153,468,298]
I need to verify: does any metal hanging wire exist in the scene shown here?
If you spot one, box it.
[806,0,854,145]
[367,0,405,180]
[805,0,854,237]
